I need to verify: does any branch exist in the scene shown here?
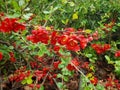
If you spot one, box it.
[71,62,97,90]
[0,40,9,46]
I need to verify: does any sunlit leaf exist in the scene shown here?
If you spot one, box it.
[26,78,33,84]
[84,29,92,34]
[72,12,78,20]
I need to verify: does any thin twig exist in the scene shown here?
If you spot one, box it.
[49,73,61,90]
[71,62,97,90]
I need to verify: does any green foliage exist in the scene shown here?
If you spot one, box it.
[1,0,120,29]
[115,61,120,76]
[39,85,44,90]
[21,75,33,84]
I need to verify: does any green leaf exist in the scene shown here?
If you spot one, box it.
[7,13,21,18]
[84,86,90,90]
[58,64,65,68]
[12,0,20,11]
[105,55,114,64]
[19,0,25,6]
[84,29,92,34]
[85,54,92,58]
[9,46,14,50]
[105,55,110,61]
[23,13,33,20]
[72,12,78,20]
[26,78,33,84]
[57,74,63,78]
[63,76,69,82]
[115,61,120,76]
[43,11,51,14]
[57,82,63,89]
[69,2,75,7]
[38,44,47,56]
[96,84,105,90]
[62,19,69,25]
[62,0,68,4]
[21,79,27,84]
[39,85,44,90]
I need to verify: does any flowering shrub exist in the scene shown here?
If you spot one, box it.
[0,0,120,90]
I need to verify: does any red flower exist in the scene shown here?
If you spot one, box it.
[0,18,25,32]
[0,52,3,60]
[88,36,93,42]
[51,31,59,45]
[13,22,25,32]
[91,43,110,54]
[116,83,120,89]
[9,52,16,62]
[92,31,98,40]
[58,35,68,45]
[10,57,16,62]
[67,64,75,71]
[53,61,61,69]
[53,74,57,78]
[81,62,89,68]
[71,58,80,66]
[90,77,98,85]
[30,61,38,68]
[27,27,49,44]
[34,70,43,81]
[66,38,80,52]
[105,78,114,88]
[43,67,49,73]
[29,84,40,89]
[64,27,75,35]
[115,50,120,57]
[80,38,88,49]
[103,44,111,51]
[105,82,113,88]
[53,45,60,52]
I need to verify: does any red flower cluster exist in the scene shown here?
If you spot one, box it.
[91,44,111,54]
[66,36,80,51]
[105,77,120,89]
[9,66,30,82]
[0,18,25,32]
[90,77,98,85]
[64,27,75,35]
[92,31,99,40]
[67,64,76,71]
[115,50,120,57]
[71,58,80,66]
[51,31,59,45]
[0,52,3,60]
[53,61,61,69]
[29,84,40,89]
[27,27,94,52]
[78,35,89,49]
[67,58,80,71]
[53,45,60,52]
[30,61,40,69]
[58,35,68,45]
[9,52,16,62]
[27,27,49,44]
